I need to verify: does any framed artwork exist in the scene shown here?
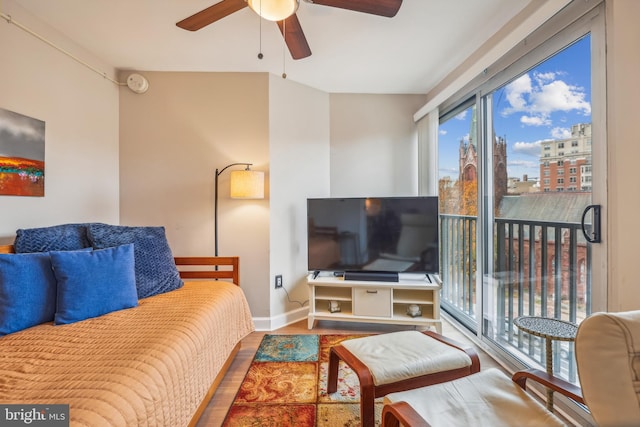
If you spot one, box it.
[0,108,45,197]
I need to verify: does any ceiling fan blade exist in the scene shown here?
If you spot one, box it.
[309,0,402,17]
[177,0,248,31]
[277,14,312,60]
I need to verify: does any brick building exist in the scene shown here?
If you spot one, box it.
[540,123,592,192]
[499,193,591,304]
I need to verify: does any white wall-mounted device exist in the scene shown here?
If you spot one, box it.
[126,73,149,94]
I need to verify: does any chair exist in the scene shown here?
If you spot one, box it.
[327,330,480,426]
[381,310,640,427]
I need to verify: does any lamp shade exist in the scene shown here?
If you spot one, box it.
[247,0,299,21]
[230,170,264,199]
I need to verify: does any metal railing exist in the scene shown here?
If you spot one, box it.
[440,214,592,383]
[440,214,477,324]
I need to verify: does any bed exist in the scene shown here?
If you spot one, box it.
[0,241,255,426]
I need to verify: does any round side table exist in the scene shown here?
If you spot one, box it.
[514,316,578,411]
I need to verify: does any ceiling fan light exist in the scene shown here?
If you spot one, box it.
[247,0,299,22]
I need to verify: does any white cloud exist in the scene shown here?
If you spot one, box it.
[508,159,539,169]
[521,115,551,126]
[513,141,542,157]
[439,129,447,135]
[439,167,458,175]
[501,70,591,127]
[504,74,532,112]
[530,80,591,115]
[455,110,468,120]
[534,71,557,85]
[551,127,571,139]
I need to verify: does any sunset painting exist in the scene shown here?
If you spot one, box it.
[0,108,45,197]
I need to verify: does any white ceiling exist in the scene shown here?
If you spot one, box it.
[12,0,532,94]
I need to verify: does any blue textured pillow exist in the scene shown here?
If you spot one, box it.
[14,223,92,253]
[50,244,138,325]
[0,252,57,335]
[87,224,183,299]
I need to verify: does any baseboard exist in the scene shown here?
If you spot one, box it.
[251,317,271,331]
[252,306,309,331]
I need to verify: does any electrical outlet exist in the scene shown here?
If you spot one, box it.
[275,275,283,289]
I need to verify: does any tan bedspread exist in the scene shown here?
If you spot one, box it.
[0,281,255,426]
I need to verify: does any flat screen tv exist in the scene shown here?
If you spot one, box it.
[307,196,439,275]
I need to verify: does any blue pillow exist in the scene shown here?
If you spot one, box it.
[0,252,57,335]
[86,224,183,299]
[14,223,92,253]
[50,244,138,325]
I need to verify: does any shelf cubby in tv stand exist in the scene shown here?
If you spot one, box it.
[307,273,442,333]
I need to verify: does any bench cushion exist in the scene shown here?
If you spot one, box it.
[341,330,472,386]
[384,368,566,427]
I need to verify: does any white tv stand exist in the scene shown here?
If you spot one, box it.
[307,272,442,332]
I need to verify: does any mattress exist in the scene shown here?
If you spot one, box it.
[0,281,255,426]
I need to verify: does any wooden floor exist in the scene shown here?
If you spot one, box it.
[195,318,502,426]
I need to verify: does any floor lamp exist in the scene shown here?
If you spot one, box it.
[214,163,265,257]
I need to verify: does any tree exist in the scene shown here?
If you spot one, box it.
[438,178,478,217]
[460,180,478,216]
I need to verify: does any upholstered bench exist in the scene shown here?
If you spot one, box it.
[327,330,480,426]
[381,368,567,427]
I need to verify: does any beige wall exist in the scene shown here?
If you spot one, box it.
[118,73,420,326]
[118,71,271,317]
[0,0,119,243]
[268,75,330,327]
[330,94,427,197]
[606,0,640,311]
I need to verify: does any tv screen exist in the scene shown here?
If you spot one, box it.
[307,197,439,274]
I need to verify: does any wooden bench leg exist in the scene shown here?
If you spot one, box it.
[381,405,401,427]
[330,345,377,426]
[360,381,376,427]
[329,345,376,425]
[382,402,429,427]
[327,346,340,394]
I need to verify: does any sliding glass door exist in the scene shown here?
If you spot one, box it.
[483,35,594,383]
[437,3,606,394]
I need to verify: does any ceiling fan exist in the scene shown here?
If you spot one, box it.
[176,0,403,60]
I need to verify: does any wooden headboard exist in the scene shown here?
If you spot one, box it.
[174,257,240,286]
[0,245,239,286]
[0,245,14,254]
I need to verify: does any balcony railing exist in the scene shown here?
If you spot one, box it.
[440,214,477,325]
[440,214,592,383]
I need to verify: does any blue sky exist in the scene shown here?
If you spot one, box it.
[438,34,591,181]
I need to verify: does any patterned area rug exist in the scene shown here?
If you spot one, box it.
[222,334,383,426]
